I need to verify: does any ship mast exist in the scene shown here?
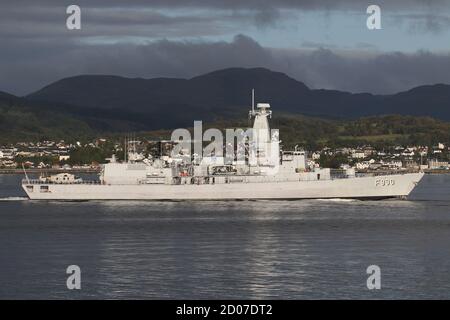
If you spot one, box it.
[249,88,256,119]
[124,136,128,163]
[247,89,278,169]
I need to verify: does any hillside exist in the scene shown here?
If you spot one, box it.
[0,92,95,143]
[26,68,312,130]
[26,68,450,131]
[136,114,450,149]
[2,89,450,147]
[2,67,450,145]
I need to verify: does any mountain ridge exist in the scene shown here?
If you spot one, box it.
[2,86,450,147]
[0,67,448,140]
[25,67,450,128]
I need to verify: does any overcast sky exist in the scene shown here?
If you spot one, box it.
[1,0,450,95]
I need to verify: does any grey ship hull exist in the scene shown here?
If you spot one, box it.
[22,173,424,200]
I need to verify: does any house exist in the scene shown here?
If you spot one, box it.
[401,149,415,157]
[368,162,383,170]
[403,160,419,169]
[37,162,49,169]
[432,143,445,154]
[363,146,376,157]
[335,148,351,155]
[0,148,16,159]
[59,155,70,161]
[356,161,370,170]
[382,160,403,169]
[351,150,365,159]
[428,160,449,169]
[311,152,321,160]
[23,161,34,168]
[1,160,17,168]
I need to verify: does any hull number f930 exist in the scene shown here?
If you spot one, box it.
[375,179,395,187]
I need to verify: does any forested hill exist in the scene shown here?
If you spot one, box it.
[140,114,450,149]
[0,91,94,143]
[25,67,450,131]
[1,67,450,145]
[1,89,450,147]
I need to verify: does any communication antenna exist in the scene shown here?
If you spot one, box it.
[252,88,255,114]
[249,88,256,119]
[124,135,127,163]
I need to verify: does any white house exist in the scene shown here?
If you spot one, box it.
[311,152,321,160]
[428,159,449,169]
[356,162,370,170]
[383,160,403,169]
[0,149,16,159]
[401,149,415,157]
[351,150,365,159]
[59,155,70,161]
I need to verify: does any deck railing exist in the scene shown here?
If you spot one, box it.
[22,179,102,185]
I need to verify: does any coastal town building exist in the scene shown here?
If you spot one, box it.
[428,159,449,170]
[1,139,449,172]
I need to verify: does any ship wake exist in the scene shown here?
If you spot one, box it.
[0,197,29,201]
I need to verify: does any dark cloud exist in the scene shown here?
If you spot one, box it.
[1,33,450,96]
[272,48,450,94]
[390,13,450,34]
[1,1,450,95]
[1,0,449,41]
[254,7,281,28]
[2,1,449,32]
[5,0,449,10]
[0,6,245,40]
[0,35,274,95]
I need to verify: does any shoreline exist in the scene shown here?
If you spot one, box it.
[0,168,448,175]
[0,168,101,174]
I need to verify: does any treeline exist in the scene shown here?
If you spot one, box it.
[4,106,450,157]
[65,144,116,165]
[0,102,95,144]
[132,114,450,150]
[273,114,450,149]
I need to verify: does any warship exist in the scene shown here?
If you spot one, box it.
[22,96,424,200]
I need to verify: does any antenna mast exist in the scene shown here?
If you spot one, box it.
[252,89,255,114]
[249,88,256,119]
[124,136,127,163]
